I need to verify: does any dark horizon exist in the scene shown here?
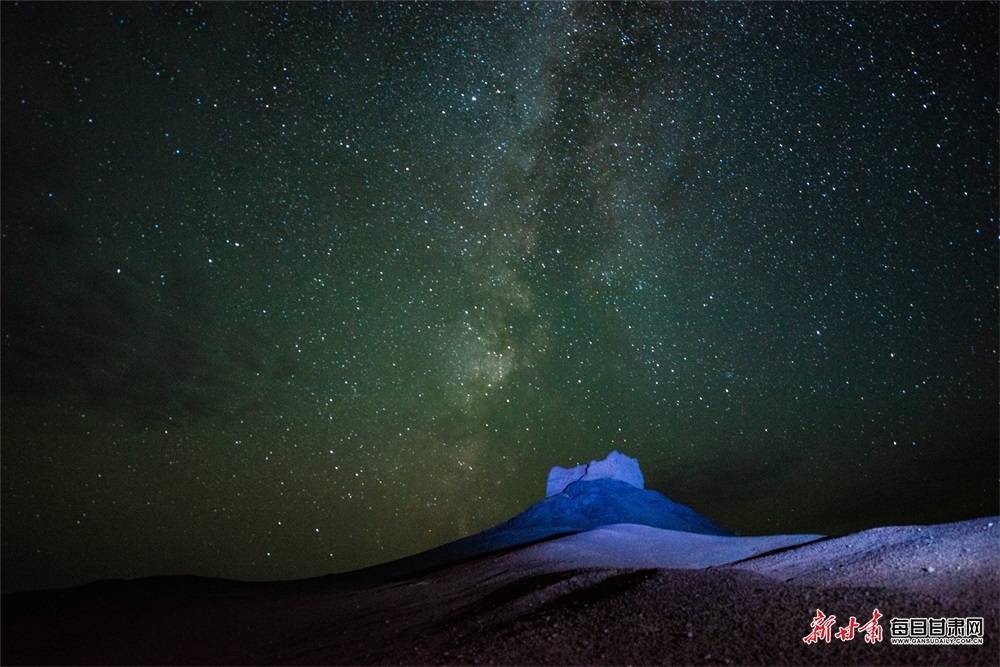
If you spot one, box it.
[2,2,997,594]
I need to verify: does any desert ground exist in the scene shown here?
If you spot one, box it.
[3,516,997,665]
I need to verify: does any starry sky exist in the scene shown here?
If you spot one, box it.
[2,2,997,593]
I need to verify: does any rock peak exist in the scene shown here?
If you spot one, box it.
[545,450,645,498]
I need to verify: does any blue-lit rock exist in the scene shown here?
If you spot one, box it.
[545,449,645,497]
[352,453,729,583]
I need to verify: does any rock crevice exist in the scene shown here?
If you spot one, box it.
[545,450,645,498]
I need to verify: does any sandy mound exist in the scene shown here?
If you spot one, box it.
[508,522,822,570]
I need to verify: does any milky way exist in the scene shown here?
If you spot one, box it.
[2,2,997,592]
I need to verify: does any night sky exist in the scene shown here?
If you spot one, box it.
[2,2,997,593]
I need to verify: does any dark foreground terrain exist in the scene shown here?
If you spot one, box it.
[3,517,998,665]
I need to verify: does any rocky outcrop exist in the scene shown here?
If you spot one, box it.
[545,450,644,497]
[347,451,730,584]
